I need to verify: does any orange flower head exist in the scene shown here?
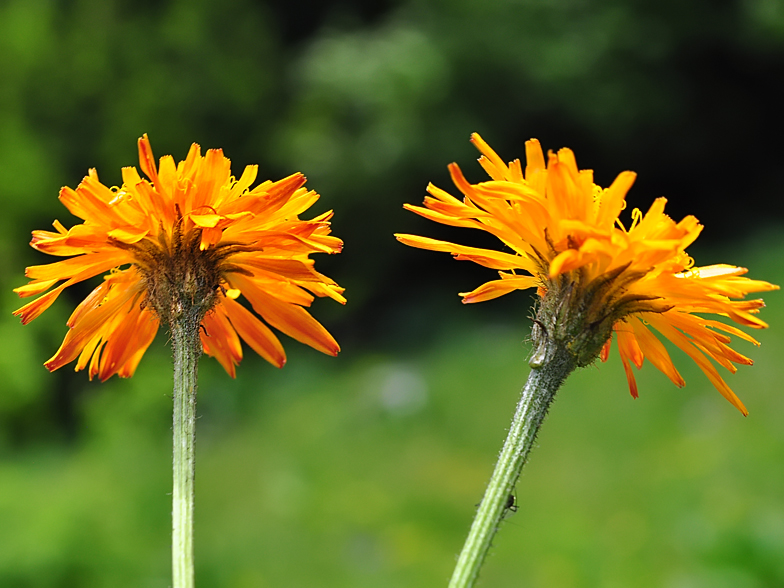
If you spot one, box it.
[396,133,778,415]
[15,135,345,380]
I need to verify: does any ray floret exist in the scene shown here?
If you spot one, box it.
[15,135,344,380]
[397,134,777,414]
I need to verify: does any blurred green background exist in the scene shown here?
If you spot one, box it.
[2,0,784,586]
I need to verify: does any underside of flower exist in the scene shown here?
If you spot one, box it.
[530,260,667,369]
[397,134,778,414]
[116,217,245,328]
[14,135,345,380]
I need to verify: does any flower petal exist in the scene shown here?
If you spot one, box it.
[460,275,538,303]
[395,234,535,271]
[230,274,339,356]
[646,314,748,415]
[221,296,286,368]
[201,306,243,378]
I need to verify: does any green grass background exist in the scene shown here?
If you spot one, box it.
[2,1,784,585]
[1,232,782,588]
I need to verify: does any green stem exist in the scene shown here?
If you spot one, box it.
[448,341,576,588]
[171,312,202,588]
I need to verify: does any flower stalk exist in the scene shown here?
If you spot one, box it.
[171,310,201,588]
[449,336,576,588]
[14,135,345,588]
[399,133,777,587]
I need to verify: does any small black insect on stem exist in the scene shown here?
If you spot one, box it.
[504,492,518,514]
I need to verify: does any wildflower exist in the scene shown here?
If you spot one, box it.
[14,135,344,380]
[397,134,777,415]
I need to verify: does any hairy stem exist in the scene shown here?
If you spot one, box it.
[171,311,202,588]
[448,341,576,588]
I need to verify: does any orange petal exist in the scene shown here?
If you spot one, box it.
[646,314,748,415]
[629,315,685,387]
[616,324,644,369]
[616,326,643,398]
[45,285,141,372]
[201,306,243,378]
[617,343,639,399]
[600,334,612,363]
[300,281,347,304]
[524,139,546,181]
[24,250,129,282]
[460,275,537,303]
[596,171,636,229]
[14,279,59,298]
[75,333,104,376]
[230,256,319,282]
[190,213,222,228]
[137,134,160,186]
[230,274,339,356]
[547,157,583,220]
[701,319,760,346]
[548,249,589,277]
[96,303,158,381]
[13,283,69,325]
[224,164,259,203]
[107,226,149,244]
[58,185,112,224]
[221,297,286,368]
[470,133,510,181]
[116,312,159,378]
[395,234,534,271]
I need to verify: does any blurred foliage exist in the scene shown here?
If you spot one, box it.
[1,233,783,587]
[1,0,783,586]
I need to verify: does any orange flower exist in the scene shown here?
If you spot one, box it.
[397,134,777,414]
[14,135,344,380]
